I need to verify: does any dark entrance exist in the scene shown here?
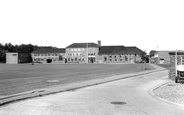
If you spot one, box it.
[47,59,52,63]
[88,57,95,63]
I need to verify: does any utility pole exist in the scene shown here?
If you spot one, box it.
[175,49,177,77]
[86,43,88,63]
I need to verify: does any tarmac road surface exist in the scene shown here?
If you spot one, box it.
[0,70,184,115]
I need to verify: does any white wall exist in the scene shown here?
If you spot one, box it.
[6,53,18,64]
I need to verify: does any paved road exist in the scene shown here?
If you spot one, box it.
[0,70,184,115]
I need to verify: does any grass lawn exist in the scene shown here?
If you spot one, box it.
[0,63,153,96]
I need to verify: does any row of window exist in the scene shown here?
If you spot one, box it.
[33,57,64,62]
[67,52,96,56]
[68,48,85,51]
[88,53,95,56]
[104,56,129,62]
[33,53,61,56]
[68,57,84,62]
[34,58,59,62]
[68,53,84,56]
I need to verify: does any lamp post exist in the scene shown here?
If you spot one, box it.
[175,49,177,77]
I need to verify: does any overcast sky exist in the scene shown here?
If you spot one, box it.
[0,0,184,53]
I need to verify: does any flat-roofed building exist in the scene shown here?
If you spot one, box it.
[66,43,99,63]
[6,53,29,64]
[31,48,65,64]
[6,53,18,64]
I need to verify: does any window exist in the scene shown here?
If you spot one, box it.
[59,55,63,61]
[182,56,184,65]
[74,48,77,51]
[119,55,122,61]
[12,54,17,56]
[75,58,77,61]
[114,56,117,61]
[71,49,73,51]
[104,57,107,61]
[45,54,47,56]
[81,57,84,61]
[82,48,84,51]
[125,56,128,61]
[68,58,70,61]
[109,55,112,61]
[78,48,81,51]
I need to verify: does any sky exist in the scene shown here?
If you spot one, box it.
[0,0,184,53]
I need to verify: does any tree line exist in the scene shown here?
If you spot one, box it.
[0,43,56,62]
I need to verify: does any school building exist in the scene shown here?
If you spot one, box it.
[65,42,99,63]
[98,46,143,63]
[30,40,144,64]
[31,48,65,64]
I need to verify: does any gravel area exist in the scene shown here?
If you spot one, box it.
[153,81,184,105]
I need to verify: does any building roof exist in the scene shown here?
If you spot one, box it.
[169,51,184,55]
[126,47,144,55]
[66,43,98,48]
[98,46,135,55]
[31,48,65,54]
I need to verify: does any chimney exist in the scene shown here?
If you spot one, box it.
[98,40,101,47]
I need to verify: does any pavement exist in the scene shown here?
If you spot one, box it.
[1,64,183,115]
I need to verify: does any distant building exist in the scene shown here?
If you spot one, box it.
[66,43,99,63]
[150,50,184,64]
[31,48,65,64]
[6,53,29,64]
[150,51,176,64]
[98,46,144,63]
[30,40,145,64]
